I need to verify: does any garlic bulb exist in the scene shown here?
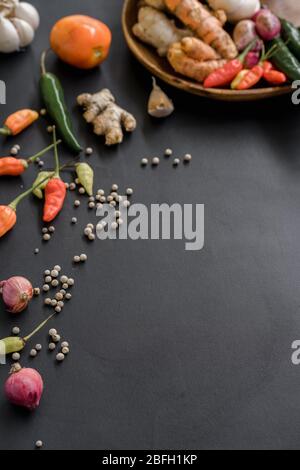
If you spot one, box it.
[14,2,39,30]
[208,0,261,23]
[0,15,19,52]
[0,0,39,53]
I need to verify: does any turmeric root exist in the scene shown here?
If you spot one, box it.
[165,0,238,60]
[133,6,192,57]
[181,37,220,61]
[77,89,137,146]
[168,42,226,82]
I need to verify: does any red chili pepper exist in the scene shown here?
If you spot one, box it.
[236,64,264,90]
[204,41,256,88]
[0,141,61,177]
[43,127,66,223]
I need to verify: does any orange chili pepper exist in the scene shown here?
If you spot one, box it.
[236,64,264,90]
[0,174,51,239]
[0,158,28,176]
[0,109,39,136]
[0,206,17,238]
[43,127,66,223]
[0,141,61,177]
[262,61,287,85]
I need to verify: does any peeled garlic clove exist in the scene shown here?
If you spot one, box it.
[148,77,174,118]
[14,1,40,31]
[0,15,20,52]
[11,17,34,47]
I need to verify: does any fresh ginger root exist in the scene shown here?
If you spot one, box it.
[168,42,226,82]
[133,6,192,57]
[165,0,238,60]
[181,37,220,61]
[77,89,137,146]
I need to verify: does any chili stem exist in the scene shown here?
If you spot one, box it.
[53,126,60,178]
[0,127,11,136]
[40,49,49,76]
[8,173,54,210]
[27,140,62,163]
[239,40,258,63]
[8,155,78,211]
[23,313,55,343]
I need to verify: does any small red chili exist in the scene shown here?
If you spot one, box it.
[204,41,256,88]
[43,127,66,223]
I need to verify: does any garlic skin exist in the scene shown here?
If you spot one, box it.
[0,276,33,313]
[5,366,44,410]
[11,17,34,47]
[148,77,174,118]
[0,15,20,52]
[14,2,39,31]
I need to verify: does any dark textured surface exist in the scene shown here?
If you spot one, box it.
[0,0,300,451]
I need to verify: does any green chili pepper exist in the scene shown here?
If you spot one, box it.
[268,38,300,81]
[281,19,300,62]
[40,51,82,154]
[32,171,53,199]
[0,314,54,355]
[76,162,94,196]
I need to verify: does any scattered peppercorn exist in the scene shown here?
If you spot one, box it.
[184,153,192,162]
[12,327,20,335]
[152,157,160,166]
[85,147,93,156]
[12,352,20,361]
[56,353,65,362]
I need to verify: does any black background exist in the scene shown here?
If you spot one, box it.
[0,0,300,451]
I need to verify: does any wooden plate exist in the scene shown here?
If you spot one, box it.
[122,0,293,102]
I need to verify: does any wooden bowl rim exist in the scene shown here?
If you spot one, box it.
[122,0,293,101]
